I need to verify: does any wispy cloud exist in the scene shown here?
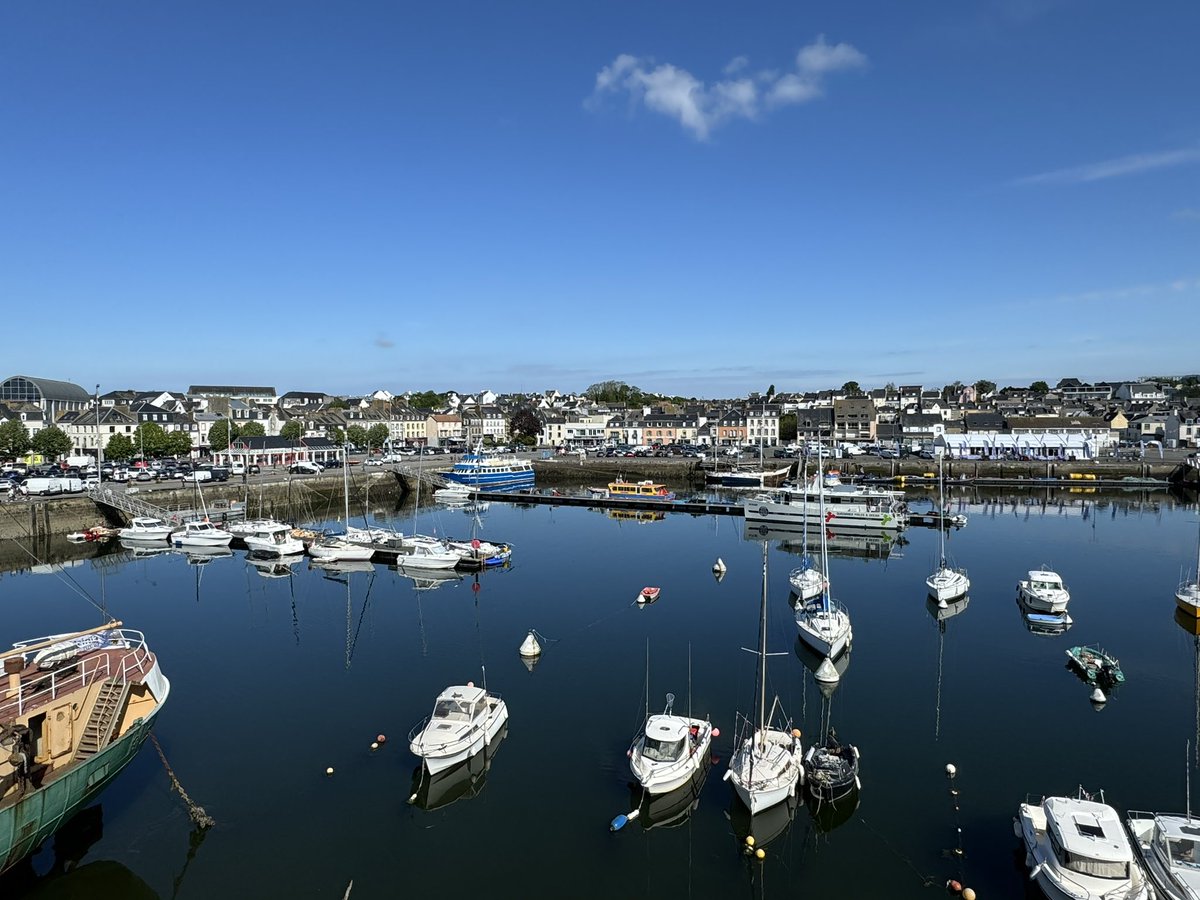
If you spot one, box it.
[586,35,867,140]
[1011,146,1200,187]
[1173,207,1200,221]
[374,335,394,349]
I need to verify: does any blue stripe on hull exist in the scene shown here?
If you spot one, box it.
[443,472,535,490]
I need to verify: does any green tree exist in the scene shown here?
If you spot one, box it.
[327,398,348,409]
[346,424,367,449]
[133,423,168,457]
[326,425,345,444]
[780,412,797,442]
[509,408,541,440]
[31,425,72,460]
[408,391,443,409]
[280,420,304,441]
[239,421,265,438]
[1030,380,1049,393]
[366,423,390,448]
[766,384,776,400]
[208,419,234,451]
[584,381,644,405]
[105,433,135,460]
[974,380,996,397]
[841,381,861,396]
[164,431,194,457]
[0,419,31,458]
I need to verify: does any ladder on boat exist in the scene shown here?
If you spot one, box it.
[73,678,132,762]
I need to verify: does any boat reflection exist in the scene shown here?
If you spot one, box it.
[1016,596,1072,636]
[927,596,968,741]
[805,783,860,834]
[626,752,711,831]
[600,507,667,525]
[394,568,463,591]
[118,538,172,558]
[408,723,507,812]
[1175,607,1200,765]
[795,636,851,700]
[727,792,798,850]
[311,558,377,576]
[173,546,234,565]
[247,554,303,579]
[745,522,904,561]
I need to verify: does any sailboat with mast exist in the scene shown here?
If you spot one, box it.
[309,445,374,563]
[787,453,826,602]
[795,444,853,660]
[724,543,804,815]
[1176,514,1200,616]
[925,452,969,604]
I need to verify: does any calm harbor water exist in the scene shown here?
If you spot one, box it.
[2,486,1199,898]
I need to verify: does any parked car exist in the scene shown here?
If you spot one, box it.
[289,462,322,475]
[209,467,230,482]
[248,464,261,475]
[135,470,155,482]
[878,449,899,459]
[230,463,246,476]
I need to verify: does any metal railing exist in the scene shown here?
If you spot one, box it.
[1,629,152,718]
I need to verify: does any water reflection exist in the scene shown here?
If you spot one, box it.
[627,752,710,830]
[246,554,303,579]
[1016,596,1073,636]
[727,792,798,850]
[804,784,859,835]
[795,636,850,700]
[407,723,507,812]
[926,595,969,741]
[745,522,904,561]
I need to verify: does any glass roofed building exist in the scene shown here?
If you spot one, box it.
[0,375,92,421]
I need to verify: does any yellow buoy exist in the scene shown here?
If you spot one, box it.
[754,848,765,860]
[745,835,755,846]
[962,889,976,900]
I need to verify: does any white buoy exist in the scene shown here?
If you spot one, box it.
[938,597,948,609]
[946,763,957,778]
[712,558,727,575]
[814,657,840,684]
[519,630,542,658]
[1090,687,1107,705]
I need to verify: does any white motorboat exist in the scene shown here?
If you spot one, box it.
[434,483,474,505]
[796,445,852,660]
[789,563,826,602]
[1018,568,1071,613]
[1017,791,1152,900]
[394,541,461,570]
[926,454,969,603]
[1177,515,1200,616]
[629,693,713,796]
[240,521,305,557]
[309,535,375,562]
[445,537,512,568]
[170,520,233,549]
[1126,810,1200,900]
[119,516,173,542]
[409,684,508,775]
[743,471,908,531]
[725,543,804,815]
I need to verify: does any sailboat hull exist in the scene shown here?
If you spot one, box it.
[1176,583,1200,615]
[927,568,970,603]
[795,606,851,659]
[727,728,803,815]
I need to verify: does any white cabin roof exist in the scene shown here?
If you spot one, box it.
[644,715,691,742]
[1045,797,1131,863]
[1028,570,1063,583]
[435,684,487,704]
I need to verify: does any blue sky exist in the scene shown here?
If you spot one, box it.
[1,1,1196,398]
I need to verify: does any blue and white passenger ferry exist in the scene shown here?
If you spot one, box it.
[442,443,535,491]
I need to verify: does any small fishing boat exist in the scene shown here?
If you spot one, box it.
[170,519,233,549]
[1066,645,1126,685]
[1018,567,1071,613]
[802,732,860,803]
[1017,789,1152,900]
[628,693,713,795]
[409,683,508,775]
[118,516,173,542]
[639,586,661,604]
[240,521,305,558]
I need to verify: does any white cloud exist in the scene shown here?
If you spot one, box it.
[587,36,867,140]
[1011,146,1200,186]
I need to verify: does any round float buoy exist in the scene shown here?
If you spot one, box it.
[962,890,976,900]
[791,728,802,739]
[370,742,379,751]
[467,681,474,688]
[712,727,720,738]
[755,848,765,860]
[325,767,334,776]
[745,835,755,847]
[1090,687,1107,706]
[946,880,962,894]
[377,734,387,744]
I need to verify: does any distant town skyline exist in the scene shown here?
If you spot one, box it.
[3,2,1196,394]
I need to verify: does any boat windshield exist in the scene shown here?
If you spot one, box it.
[642,736,685,762]
[1049,828,1130,879]
[1032,579,1061,591]
[433,699,471,722]
[1164,835,1200,868]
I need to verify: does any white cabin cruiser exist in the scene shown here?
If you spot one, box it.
[1018,568,1071,613]
[628,693,712,795]
[170,520,233,549]
[239,521,305,557]
[409,684,508,775]
[119,516,173,542]
[1126,810,1200,900]
[1017,792,1151,900]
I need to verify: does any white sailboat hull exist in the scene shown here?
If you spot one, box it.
[795,605,852,659]
[927,568,970,603]
[726,728,803,815]
[789,566,826,602]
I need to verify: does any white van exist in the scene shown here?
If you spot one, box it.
[54,477,84,493]
[20,477,62,496]
[182,470,213,483]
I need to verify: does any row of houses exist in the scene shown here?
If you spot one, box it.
[1,375,1196,461]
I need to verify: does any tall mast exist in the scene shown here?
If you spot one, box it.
[817,437,830,613]
[757,541,768,751]
[938,453,947,568]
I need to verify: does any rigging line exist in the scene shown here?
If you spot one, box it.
[0,504,111,617]
[855,815,943,888]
